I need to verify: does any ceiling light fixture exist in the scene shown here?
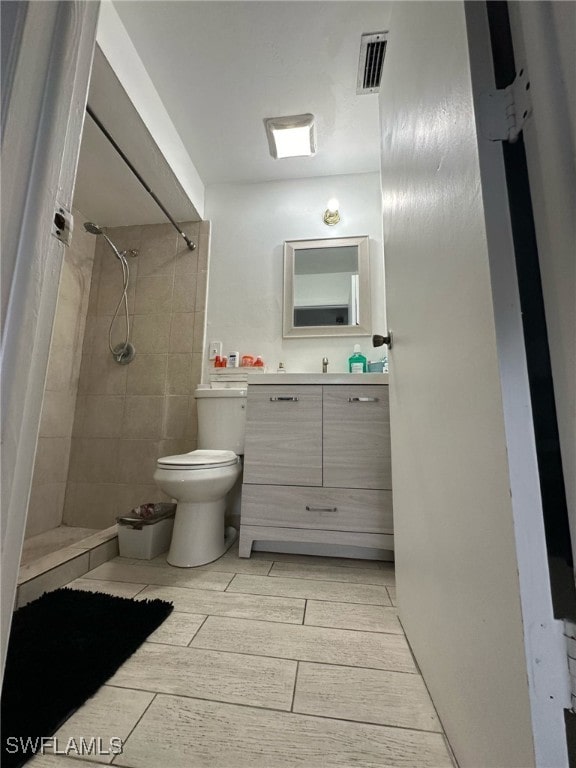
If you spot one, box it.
[323,198,340,226]
[265,114,316,159]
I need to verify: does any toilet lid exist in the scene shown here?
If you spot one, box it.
[156,449,238,469]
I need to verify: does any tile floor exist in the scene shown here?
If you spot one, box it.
[29,547,455,767]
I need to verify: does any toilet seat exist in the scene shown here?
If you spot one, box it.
[157,449,238,470]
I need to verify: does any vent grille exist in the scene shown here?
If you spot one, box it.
[357,32,388,94]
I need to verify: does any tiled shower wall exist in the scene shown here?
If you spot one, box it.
[63,220,209,529]
[26,211,97,538]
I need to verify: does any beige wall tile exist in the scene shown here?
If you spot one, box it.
[132,314,171,353]
[32,437,71,484]
[97,269,136,316]
[163,396,190,438]
[115,483,166,513]
[166,354,192,395]
[68,438,120,483]
[123,396,164,439]
[63,483,122,528]
[44,345,76,392]
[39,391,76,437]
[186,398,198,440]
[135,275,174,315]
[85,351,128,395]
[193,311,205,351]
[197,233,210,272]
[77,353,92,394]
[171,271,197,313]
[126,354,168,395]
[104,224,143,255]
[169,313,195,353]
[117,439,160,484]
[137,224,178,277]
[196,270,208,311]
[159,438,191,458]
[199,220,210,235]
[191,353,203,388]
[79,395,125,438]
[25,483,66,537]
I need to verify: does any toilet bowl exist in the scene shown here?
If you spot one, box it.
[154,450,240,567]
[154,382,247,567]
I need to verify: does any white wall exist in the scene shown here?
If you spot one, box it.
[204,173,384,376]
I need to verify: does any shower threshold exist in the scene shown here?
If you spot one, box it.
[16,524,119,609]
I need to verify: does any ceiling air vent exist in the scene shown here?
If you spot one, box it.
[356,32,388,94]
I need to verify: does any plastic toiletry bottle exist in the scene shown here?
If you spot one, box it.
[277,362,286,373]
[348,344,367,373]
[227,351,239,368]
[253,356,264,367]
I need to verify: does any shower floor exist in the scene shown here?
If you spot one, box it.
[21,525,99,567]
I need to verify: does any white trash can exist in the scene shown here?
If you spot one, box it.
[117,503,176,560]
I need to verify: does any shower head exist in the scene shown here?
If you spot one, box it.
[83,222,103,235]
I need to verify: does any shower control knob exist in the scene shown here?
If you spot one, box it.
[372,332,393,349]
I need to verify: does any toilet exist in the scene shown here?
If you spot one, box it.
[154,383,247,567]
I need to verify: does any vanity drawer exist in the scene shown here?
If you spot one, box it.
[241,484,393,533]
[243,386,322,486]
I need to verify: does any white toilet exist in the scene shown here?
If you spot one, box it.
[154,385,247,567]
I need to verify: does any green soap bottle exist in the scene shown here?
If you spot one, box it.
[348,344,367,373]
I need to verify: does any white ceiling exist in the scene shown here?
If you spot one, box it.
[74,1,390,227]
[112,0,390,185]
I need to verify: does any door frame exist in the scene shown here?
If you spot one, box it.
[465,3,570,763]
[1,1,100,680]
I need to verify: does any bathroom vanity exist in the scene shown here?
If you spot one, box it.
[239,373,392,558]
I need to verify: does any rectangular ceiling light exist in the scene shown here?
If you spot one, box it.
[265,114,316,159]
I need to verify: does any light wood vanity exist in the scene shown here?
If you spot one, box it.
[239,373,393,558]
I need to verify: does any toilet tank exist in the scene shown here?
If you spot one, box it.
[194,387,247,454]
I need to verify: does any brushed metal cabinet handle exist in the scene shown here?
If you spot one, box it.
[270,396,299,402]
[348,396,379,402]
[306,505,338,512]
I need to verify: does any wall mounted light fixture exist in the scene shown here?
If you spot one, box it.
[323,198,340,226]
[264,114,316,159]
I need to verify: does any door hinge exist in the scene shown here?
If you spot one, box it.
[564,620,576,712]
[479,65,532,143]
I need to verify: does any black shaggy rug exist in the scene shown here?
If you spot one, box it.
[1,587,173,768]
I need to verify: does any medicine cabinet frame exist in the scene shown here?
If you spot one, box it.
[283,235,372,338]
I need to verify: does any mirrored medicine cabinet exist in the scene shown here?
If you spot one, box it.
[283,235,372,338]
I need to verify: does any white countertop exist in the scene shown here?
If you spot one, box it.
[249,373,389,385]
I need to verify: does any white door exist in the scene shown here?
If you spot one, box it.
[1,1,99,678]
[378,2,569,766]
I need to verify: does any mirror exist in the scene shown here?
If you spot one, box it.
[283,235,372,337]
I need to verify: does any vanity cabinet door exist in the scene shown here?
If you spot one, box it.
[323,385,391,490]
[243,386,322,486]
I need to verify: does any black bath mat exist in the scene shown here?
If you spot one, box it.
[1,587,173,767]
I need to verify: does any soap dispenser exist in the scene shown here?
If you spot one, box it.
[348,344,367,373]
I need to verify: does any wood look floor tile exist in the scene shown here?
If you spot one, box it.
[114,694,453,768]
[29,757,102,767]
[305,600,402,634]
[294,662,442,732]
[387,586,397,606]
[109,643,296,711]
[191,616,416,672]
[227,574,391,605]
[83,561,233,591]
[49,686,154,764]
[270,561,395,586]
[66,578,147,599]
[136,584,305,624]
[146,611,206,646]
[115,553,273,576]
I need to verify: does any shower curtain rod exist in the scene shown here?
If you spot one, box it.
[85,105,196,251]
